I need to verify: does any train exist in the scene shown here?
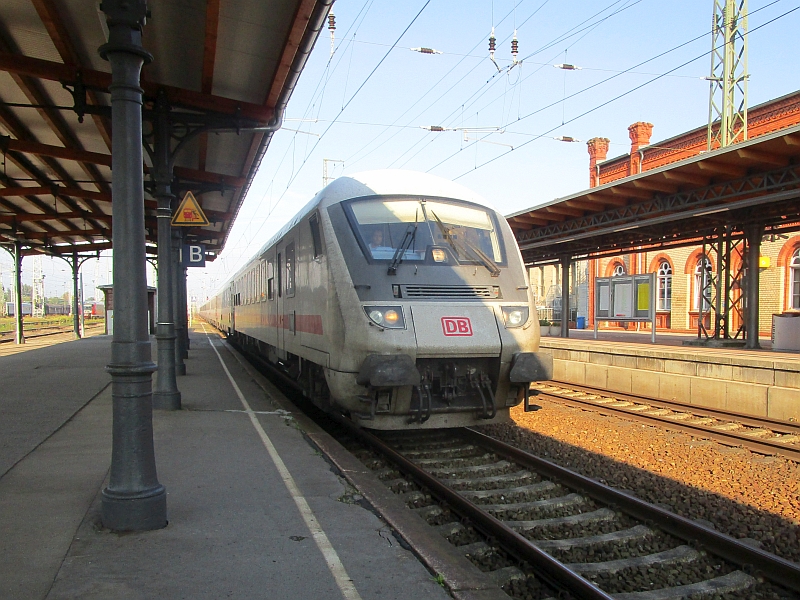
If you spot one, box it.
[3,302,103,317]
[200,170,552,429]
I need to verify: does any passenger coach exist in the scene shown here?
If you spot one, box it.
[201,170,551,429]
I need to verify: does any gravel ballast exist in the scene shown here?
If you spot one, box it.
[480,400,800,564]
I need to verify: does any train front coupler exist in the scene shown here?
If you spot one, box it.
[509,351,553,412]
[355,353,421,421]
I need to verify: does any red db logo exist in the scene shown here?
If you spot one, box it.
[441,317,473,336]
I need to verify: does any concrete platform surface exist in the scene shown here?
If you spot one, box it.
[539,329,800,421]
[0,326,450,600]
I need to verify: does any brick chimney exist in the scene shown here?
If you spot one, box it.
[628,121,653,176]
[586,137,610,187]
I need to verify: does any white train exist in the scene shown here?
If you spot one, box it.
[200,170,551,429]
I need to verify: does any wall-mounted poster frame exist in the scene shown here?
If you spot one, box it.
[594,273,657,343]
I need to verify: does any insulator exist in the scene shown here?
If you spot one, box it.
[511,31,518,58]
[554,63,581,70]
[328,13,336,31]
[411,47,442,55]
[489,28,496,54]
[555,136,581,142]
[429,125,444,132]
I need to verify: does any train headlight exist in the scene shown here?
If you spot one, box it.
[501,306,529,328]
[365,305,406,329]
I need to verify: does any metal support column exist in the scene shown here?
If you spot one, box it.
[172,226,186,375]
[99,0,166,531]
[13,241,24,345]
[152,94,181,410]
[71,252,81,339]
[180,263,189,356]
[744,223,763,349]
[714,234,725,339]
[560,255,570,338]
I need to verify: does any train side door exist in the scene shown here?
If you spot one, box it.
[276,239,296,354]
[276,247,284,352]
[228,282,235,334]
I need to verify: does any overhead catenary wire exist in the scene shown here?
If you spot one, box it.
[382,0,647,172]
[338,37,706,78]
[227,0,434,265]
[224,0,378,264]
[343,3,525,170]
[357,0,635,172]
[425,23,715,173]
[445,4,800,182]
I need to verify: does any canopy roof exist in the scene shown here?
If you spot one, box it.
[507,123,800,264]
[0,0,332,258]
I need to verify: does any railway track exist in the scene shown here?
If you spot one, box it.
[0,322,103,344]
[338,423,800,600]
[530,381,800,462]
[228,334,799,599]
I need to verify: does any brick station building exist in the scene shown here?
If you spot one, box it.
[530,90,800,336]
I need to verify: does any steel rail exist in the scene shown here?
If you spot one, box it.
[226,330,800,594]
[464,427,800,593]
[547,381,800,434]
[334,417,615,600]
[534,383,800,462]
[0,322,104,344]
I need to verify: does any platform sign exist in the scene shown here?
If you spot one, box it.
[172,191,210,226]
[181,244,206,267]
[594,273,657,342]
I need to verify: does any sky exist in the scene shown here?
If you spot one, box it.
[3,0,799,306]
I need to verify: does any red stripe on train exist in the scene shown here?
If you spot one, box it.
[265,313,323,335]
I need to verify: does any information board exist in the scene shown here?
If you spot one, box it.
[594,273,657,342]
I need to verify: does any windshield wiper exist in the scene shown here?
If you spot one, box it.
[430,212,501,277]
[387,221,418,276]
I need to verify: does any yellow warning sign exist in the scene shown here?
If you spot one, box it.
[172,191,210,226]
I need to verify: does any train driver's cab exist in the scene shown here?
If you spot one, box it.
[344,196,507,272]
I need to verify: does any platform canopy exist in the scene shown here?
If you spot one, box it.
[507,124,800,264]
[0,0,331,259]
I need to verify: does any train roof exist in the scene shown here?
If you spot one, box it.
[316,170,493,209]
[206,170,498,296]
[251,170,495,264]
[198,170,499,294]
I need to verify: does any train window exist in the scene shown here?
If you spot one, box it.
[309,214,323,258]
[267,260,275,300]
[345,197,505,266]
[286,242,296,297]
[277,253,282,298]
[260,262,265,301]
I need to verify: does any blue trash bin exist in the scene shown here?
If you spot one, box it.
[576,316,586,329]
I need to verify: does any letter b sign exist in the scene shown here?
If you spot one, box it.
[181,244,206,267]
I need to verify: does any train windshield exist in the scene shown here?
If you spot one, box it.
[347,197,505,266]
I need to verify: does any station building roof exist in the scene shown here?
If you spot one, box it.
[507,93,800,265]
[0,0,332,259]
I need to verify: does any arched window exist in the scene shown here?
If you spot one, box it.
[791,249,800,309]
[693,256,712,311]
[657,261,672,311]
[612,262,625,277]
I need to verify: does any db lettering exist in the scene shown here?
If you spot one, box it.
[441,317,473,337]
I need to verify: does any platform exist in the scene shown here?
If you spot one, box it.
[0,326,450,600]
[539,329,800,421]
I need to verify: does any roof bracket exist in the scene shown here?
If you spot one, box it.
[62,73,88,124]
